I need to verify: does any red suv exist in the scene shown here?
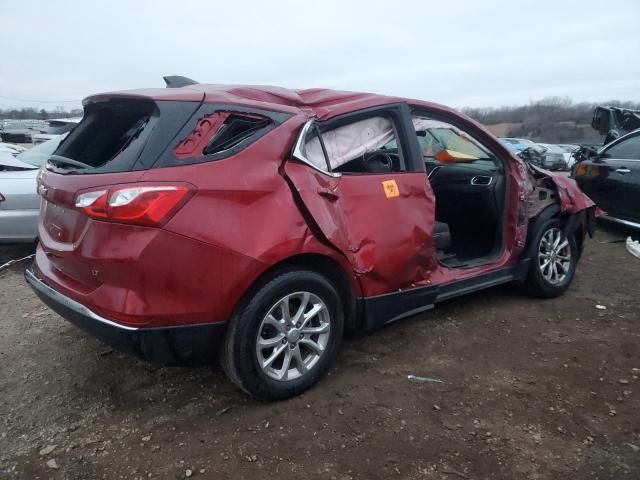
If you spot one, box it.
[27,77,596,400]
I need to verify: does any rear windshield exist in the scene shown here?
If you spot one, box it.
[52,99,156,172]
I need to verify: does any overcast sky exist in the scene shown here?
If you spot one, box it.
[1,0,639,111]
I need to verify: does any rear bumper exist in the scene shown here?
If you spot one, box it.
[25,267,227,365]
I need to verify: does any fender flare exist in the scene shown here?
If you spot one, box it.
[523,204,595,265]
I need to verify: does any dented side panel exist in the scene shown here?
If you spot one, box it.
[529,165,595,213]
[283,161,438,297]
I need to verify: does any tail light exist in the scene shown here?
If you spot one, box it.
[74,184,193,227]
[0,193,5,202]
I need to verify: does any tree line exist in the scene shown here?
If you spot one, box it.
[2,98,639,143]
[462,97,640,143]
[0,107,83,120]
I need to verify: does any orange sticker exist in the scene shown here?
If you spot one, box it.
[382,179,399,198]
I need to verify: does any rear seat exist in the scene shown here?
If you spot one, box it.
[434,221,451,251]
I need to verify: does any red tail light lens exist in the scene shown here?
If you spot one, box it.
[0,193,5,202]
[74,184,192,227]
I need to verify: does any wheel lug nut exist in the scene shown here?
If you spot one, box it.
[300,333,304,338]
[290,343,296,349]
[285,325,291,331]
[296,323,301,328]
[282,338,287,344]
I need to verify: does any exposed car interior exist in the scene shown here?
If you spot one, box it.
[413,116,506,267]
[300,113,507,268]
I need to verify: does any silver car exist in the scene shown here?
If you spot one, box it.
[0,135,66,243]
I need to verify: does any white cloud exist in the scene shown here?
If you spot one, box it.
[0,0,639,110]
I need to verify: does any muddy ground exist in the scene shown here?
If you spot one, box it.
[1,224,638,480]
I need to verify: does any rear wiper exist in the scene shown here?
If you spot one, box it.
[46,155,94,169]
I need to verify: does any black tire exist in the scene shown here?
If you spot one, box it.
[220,269,343,401]
[524,218,578,298]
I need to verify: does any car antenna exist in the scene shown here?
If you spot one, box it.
[163,75,199,88]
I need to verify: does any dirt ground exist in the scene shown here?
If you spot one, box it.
[1,223,639,480]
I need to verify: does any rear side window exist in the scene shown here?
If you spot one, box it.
[203,114,270,155]
[157,106,289,168]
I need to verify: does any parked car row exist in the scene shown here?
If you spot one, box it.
[0,118,80,144]
[0,135,67,243]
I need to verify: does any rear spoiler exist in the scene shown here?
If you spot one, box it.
[163,76,199,88]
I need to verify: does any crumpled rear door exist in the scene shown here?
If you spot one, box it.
[283,161,437,297]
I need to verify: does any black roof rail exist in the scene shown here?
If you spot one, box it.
[163,76,199,88]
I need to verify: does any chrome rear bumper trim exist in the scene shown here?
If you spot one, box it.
[24,268,139,332]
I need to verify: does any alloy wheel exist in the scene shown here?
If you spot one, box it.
[256,291,331,381]
[538,227,571,285]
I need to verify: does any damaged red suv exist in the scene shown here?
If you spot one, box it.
[27,76,596,400]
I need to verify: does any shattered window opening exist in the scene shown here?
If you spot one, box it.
[203,114,271,155]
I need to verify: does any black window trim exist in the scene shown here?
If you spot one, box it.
[153,103,293,169]
[600,130,640,160]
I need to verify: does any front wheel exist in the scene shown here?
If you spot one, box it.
[524,218,578,298]
[220,270,343,400]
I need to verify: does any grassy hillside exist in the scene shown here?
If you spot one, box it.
[463,97,640,144]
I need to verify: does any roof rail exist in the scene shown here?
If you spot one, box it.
[163,76,199,88]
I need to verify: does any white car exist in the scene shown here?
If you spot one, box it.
[556,144,580,170]
[33,117,81,145]
[0,135,66,243]
[0,142,27,156]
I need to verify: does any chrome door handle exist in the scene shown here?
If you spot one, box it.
[615,168,631,174]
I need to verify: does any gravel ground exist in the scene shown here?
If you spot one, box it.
[0,223,639,480]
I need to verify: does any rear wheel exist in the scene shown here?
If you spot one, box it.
[221,270,343,400]
[524,218,578,298]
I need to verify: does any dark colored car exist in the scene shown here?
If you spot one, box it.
[573,129,640,228]
[0,122,33,143]
[26,79,596,400]
[591,106,640,144]
[538,144,568,171]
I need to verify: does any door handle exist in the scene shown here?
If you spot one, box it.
[317,187,339,201]
[615,168,631,174]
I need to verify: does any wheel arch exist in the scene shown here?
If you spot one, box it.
[524,203,588,263]
[523,204,561,261]
[234,253,360,332]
